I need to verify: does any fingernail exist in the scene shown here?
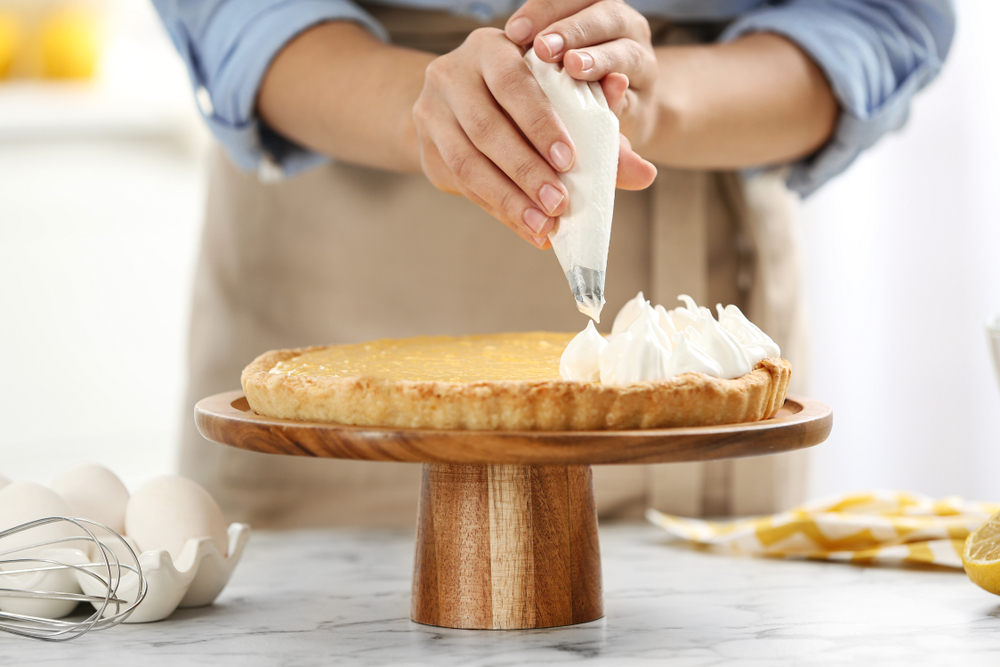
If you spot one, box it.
[532,235,548,248]
[539,184,564,215]
[550,141,574,171]
[576,51,594,71]
[507,17,532,44]
[524,208,548,234]
[541,33,564,59]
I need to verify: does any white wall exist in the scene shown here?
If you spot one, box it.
[0,1,206,491]
[802,0,1000,501]
[1,0,996,504]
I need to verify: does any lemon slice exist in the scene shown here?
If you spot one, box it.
[964,511,1000,595]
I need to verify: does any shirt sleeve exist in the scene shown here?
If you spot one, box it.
[151,0,389,178]
[719,0,956,196]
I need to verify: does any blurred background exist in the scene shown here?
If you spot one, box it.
[0,1,997,502]
[0,0,208,489]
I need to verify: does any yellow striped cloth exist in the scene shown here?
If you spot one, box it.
[646,491,1000,569]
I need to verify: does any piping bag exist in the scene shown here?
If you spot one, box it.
[524,49,619,323]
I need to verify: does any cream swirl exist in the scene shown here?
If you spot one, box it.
[654,304,680,338]
[665,332,723,377]
[698,315,753,379]
[598,303,670,386]
[609,290,645,338]
[716,304,781,359]
[559,320,607,382]
[559,292,783,384]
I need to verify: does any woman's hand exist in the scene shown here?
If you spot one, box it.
[413,24,657,250]
[505,0,839,170]
[259,13,835,238]
[413,27,577,249]
[505,0,660,154]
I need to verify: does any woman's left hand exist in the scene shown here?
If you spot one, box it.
[505,0,660,154]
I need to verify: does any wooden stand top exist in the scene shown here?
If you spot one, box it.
[195,391,831,466]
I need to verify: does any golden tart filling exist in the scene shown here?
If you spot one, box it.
[270,333,574,383]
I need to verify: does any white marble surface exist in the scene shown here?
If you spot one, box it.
[9,523,1000,665]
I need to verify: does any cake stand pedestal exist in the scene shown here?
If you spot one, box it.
[195,392,831,630]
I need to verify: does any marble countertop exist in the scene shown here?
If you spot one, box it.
[11,523,1000,665]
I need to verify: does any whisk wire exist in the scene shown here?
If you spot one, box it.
[0,516,147,642]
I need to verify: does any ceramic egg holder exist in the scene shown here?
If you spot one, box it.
[0,525,248,624]
[197,391,832,630]
[76,523,250,623]
[0,473,249,625]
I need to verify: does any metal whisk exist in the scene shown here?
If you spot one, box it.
[0,516,147,641]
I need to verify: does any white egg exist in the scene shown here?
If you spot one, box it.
[0,482,85,618]
[0,482,81,554]
[125,476,229,561]
[51,463,130,534]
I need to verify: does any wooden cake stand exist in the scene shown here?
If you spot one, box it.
[196,391,832,630]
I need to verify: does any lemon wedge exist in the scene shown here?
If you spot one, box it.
[964,510,1000,595]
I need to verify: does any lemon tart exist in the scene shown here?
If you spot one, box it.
[241,332,790,431]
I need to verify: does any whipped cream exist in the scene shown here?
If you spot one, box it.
[610,291,645,338]
[698,315,753,378]
[717,304,780,360]
[598,302,672,384]
[559,292,781,386]
[559,320,607,382]
[665,332,723,378]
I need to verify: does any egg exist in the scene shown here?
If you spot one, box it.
[0,481,80,553]
[0,482,84,618]
[51,463,130,534]
[125,475,229,561]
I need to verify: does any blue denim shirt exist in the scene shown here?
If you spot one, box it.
[151,0,955,195]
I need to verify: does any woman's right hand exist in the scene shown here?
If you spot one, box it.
[413,27,656,250]
[414,28,574,249]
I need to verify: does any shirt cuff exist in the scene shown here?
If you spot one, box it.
[719,5,945,196]
[200,0,389,177]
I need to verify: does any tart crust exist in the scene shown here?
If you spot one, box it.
[241,335,791,431]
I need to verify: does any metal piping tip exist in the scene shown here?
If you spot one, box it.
[566,266,606,323]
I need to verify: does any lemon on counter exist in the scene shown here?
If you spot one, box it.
[40,7,99,80]
[964,510,1000,595]
[0,12,21,80]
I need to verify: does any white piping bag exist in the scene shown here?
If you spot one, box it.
[524,48,619,323]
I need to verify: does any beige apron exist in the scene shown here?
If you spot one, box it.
[178,8,809,528]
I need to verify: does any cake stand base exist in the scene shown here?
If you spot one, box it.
[411,463,602,629]
[195,391,832,632]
